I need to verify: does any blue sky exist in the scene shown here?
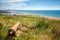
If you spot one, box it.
[0,0,60,10]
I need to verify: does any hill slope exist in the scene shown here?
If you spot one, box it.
[0,14,60,40]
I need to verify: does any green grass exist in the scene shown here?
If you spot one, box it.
[0,14,60,40]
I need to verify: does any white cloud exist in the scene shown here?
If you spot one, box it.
[11,3,26,7]
[0,0,30,10]
[0,0,30,3]
[0,3,27,10]
[18,6,60,10]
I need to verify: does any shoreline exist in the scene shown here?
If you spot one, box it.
[13,12,60,20]
[25,12,60,21]
[28,13,60,21]
[0,12,60,21]
[40,16,60,21]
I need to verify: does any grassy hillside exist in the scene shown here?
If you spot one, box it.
[0,14,60,40]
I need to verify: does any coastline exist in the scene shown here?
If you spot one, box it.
[0,12,60,21]
[22,12,60,21]
[26,12,60,21]
[27,12,60,21]
[40,16,60,21]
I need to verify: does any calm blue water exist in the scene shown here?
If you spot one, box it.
[11,10,60,18]
[4,10,59,18]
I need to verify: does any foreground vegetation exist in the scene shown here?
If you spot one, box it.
[0,14,60,40]
[0,10,10,13]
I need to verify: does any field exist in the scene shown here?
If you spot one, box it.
[0,14,60,40]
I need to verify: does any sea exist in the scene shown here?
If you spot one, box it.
[1,10,60,18]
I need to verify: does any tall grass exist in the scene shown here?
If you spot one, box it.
[0,14,60,40]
